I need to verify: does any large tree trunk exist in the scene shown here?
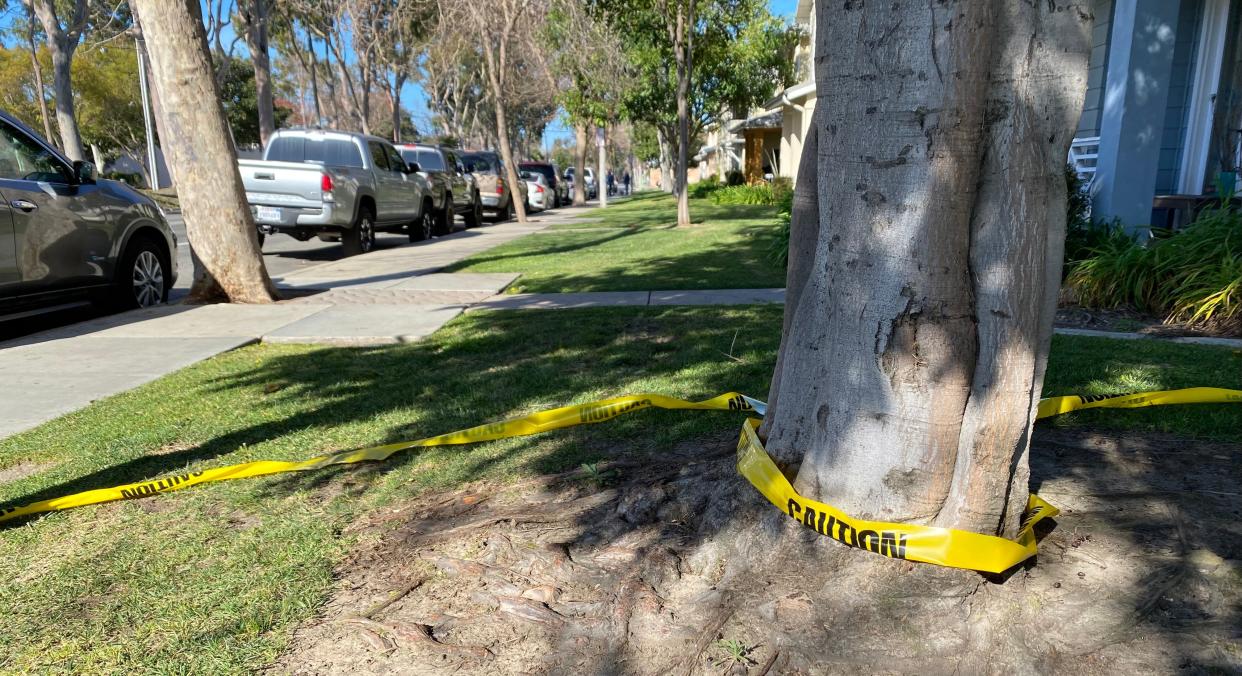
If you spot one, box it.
[673,5,691,226]
[239,0,275,146]
[572,122,588,205]
[132,0,276,304]
[763,0,1089,537]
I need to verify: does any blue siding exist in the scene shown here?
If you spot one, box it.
[1078,0,1116,138]
[1154,0,1205,194]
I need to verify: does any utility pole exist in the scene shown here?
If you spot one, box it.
[136,36,160,189]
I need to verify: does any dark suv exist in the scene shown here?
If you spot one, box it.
[0,111,177,316]
[397,143,482,237]
[518,162,567,208]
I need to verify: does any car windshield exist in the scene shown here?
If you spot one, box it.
[401,148,445,172]
[464,154,499,175]
[266,136,365,168]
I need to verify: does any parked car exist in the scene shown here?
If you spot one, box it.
[518,161,567,208]
[459,151,526,220]
[0,110,178,315]
[520,170,552,212]
[239,128,434,255]
[564,166,597,199]
[396,143,482,237]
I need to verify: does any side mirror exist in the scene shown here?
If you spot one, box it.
[72,160,96,185]
[407,162,421,174]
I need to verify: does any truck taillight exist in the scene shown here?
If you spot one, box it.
[321,174,334,192]
[496,178,504,195]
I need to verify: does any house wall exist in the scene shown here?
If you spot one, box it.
[1078,0,1116,139]
[1155,0,1207,194]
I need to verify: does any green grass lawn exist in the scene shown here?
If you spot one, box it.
[450,192,786,292]
[0,307,1237,672]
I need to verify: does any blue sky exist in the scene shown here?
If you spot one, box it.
[0,1,798,150]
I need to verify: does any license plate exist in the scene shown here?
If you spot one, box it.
[256,206,282,222]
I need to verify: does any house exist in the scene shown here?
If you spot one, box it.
[769,0,1242,235]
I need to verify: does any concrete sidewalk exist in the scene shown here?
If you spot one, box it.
[0,210,588,439]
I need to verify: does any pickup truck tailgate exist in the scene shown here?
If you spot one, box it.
[239,160,326,209]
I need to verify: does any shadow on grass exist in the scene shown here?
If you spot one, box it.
[0,306,782,527]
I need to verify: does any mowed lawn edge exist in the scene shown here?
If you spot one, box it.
[448,192,786,293]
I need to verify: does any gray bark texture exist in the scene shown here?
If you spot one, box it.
[763,0,1090,537]
[26,0,88,161]
[239,0,276,146]
[573,122,587,205]
[131,0,275,304]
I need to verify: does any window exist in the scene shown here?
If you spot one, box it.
[368,142,390,171]
[463,154,498,175]
[416,149,446,172]
[0,121,70,183]
[266,136,364,168]
[384,145,406,173]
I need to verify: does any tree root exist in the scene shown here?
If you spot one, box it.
[338,616,491,660]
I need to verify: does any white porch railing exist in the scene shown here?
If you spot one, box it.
[1069,136,1100,187]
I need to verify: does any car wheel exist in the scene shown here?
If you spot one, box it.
[256,230,265,248]
[505,199,514,221]
[463,196,482,228]
[113,237,169,310]
[343,207,375,256]
[410,203,434,242]
[434,198,454,236]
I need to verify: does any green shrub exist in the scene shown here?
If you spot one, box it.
[688,175,723,199]
[1067,203,1242,333]
[770,186,794,268]
[711,184,776,205]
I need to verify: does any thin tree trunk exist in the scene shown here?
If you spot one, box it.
[390,74,406,143]
[673,3,691,226]
[572,122,587,205]
[47,40,84,161]
[131,0,276,304]
[493,103,525,222]
[25,11,56,144]
[656,126,673,194]
[307,33,322,125]
[240,0,275,145]
[762,0,1089,537]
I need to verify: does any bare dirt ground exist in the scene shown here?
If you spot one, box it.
[271,426,1242,675]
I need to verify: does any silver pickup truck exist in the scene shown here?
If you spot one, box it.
[239,129,435,255]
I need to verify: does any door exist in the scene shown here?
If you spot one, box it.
[0,201,15,293]
[383,143,417,219]
[0,118,112,296]
[444,151,469,209]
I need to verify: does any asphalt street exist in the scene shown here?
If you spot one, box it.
[0,212,448,342]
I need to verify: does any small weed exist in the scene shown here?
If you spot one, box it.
[580,462,618,487]
[712,638,755,667]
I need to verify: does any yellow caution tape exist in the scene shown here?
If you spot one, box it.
[1035,386,1242,419]
[1,386,1238,574]
[0,392,762,525]
[736,418,1057,573]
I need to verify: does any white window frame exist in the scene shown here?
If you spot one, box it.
[1178,0,1231,195]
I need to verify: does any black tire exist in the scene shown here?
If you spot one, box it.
[256,230,266,248]
[503,198,514,221]
[343,207,376,256]
[434,195,454,236]
[463,195,482,228]
[409,202,434,242]
[111,236,170,310]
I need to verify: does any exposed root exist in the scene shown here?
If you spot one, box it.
[273,428,1242,674]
